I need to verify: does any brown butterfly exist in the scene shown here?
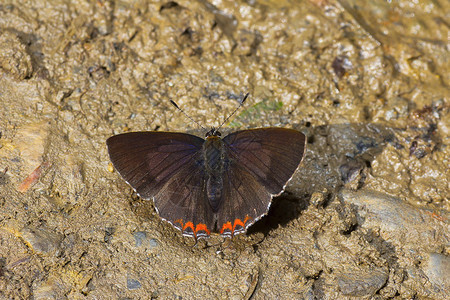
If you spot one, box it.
[107,94,306,238]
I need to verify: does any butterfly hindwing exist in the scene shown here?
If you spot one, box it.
[216,163,273,235]
[151,158,215,237]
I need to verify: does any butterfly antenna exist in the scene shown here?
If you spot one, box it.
[170,100,207,131]
[216,93,249,133]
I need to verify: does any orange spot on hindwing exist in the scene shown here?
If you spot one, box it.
[194,223,210,238]
[220,221,233,235]
[175,216,252,238]
[173,219,210,239]
[182,222,195,236]
[220,216,252,236]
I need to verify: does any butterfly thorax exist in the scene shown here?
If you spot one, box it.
[203,136,226,212]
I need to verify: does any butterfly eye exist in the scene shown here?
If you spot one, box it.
[206,128,218,137]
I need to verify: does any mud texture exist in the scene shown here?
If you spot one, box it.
[0,0,448,299]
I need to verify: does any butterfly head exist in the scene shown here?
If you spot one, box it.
[205,128,221,138]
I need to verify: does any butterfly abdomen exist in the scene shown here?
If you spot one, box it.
[203,136,228,212]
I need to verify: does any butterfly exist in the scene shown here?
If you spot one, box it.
[106,94,306,238]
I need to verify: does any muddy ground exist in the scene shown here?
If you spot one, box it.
[0,0,448,299]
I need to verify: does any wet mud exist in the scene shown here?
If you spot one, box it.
[0,0,448,299]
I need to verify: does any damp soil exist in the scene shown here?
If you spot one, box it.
[0,0,448,299]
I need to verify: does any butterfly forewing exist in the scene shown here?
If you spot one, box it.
[223,128,306,195]
[107,132,204,198]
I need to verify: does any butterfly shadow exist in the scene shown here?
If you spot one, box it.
[246,192,310,237]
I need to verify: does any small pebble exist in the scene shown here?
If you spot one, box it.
[127,278,141,290]
[133,231,147,247]
[337,268,388,296]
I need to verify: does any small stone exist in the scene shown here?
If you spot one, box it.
[339,189,447,250]
[133,231,147,247]
[14,121,49,176]
[339,159,366,190]
[332,55,352,78]
[310,190,326,207]
[337,268,388,297]
[148,238,159,248]
[20,227,63,256]
[127,278,141,290]
[422,253,450,294]
[133,231,159,249]
[33,275,67,299]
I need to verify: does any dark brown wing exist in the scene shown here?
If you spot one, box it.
[223,128,306,195]
[217,128,306,235]
[151,158,214,238]
[107,132,204,198]
[216,163,274,235]
[107,132,214,237]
